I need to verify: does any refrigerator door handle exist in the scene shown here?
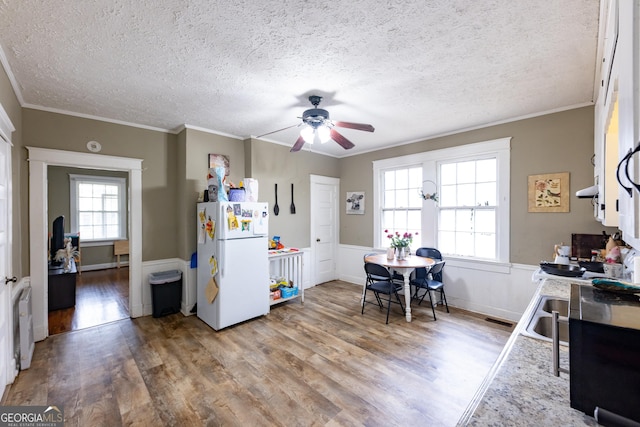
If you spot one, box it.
[218,240,225,278]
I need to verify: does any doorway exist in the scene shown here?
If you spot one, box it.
[46,166,130,334]
[28,147,142,341]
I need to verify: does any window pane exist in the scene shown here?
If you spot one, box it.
[396,169,408,187]
[382,211,394,230]
[476,159,496,182]
[439,210,456,231]
[438,230,455,254]
[457,184,475,206]
[456,231,474,256]
[475,209,495,233]
[475,232,496,259]
[380,166,422,248]
[440,163,456,185]
[436,155,499,260]
[72,177,126,241]
[455,209,473,232]
[476,183,496,206]
[408,168,422,187]
[396,189,409,208]
[395,212,407,230]
[407,210,421,231]
[440,185,456,207]
[457,161,475,184]
[383,190,395,208]
[384,171,395,190]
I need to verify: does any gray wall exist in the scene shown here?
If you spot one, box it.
[338,106,617,264]
[2,72,620,278]
[0,60,24,278]
[22,108,179,265]
[247,138,340,248]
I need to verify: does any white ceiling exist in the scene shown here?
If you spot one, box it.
[0,0,601,157]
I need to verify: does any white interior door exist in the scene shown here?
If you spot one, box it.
[0,134,12,396]
[310,175,339,285]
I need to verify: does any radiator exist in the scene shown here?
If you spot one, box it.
[17,287,34,370]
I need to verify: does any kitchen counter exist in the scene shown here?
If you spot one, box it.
[458,278,598,426]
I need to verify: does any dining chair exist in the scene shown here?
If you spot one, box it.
[411,261,448,319]
[416,247,443,281]
[362,262,405,324]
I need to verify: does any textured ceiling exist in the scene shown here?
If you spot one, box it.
[0,0,601,157]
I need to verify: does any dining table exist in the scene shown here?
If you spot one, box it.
[363,253,435,322]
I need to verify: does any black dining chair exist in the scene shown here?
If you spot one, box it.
[411,261,448,320]
[362,262,405,324]
[415,247,443,280]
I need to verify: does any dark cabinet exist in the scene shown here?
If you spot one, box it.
[48,259,77,311]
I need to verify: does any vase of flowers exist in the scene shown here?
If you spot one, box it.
[54,238,79,273]
[385,230,417,260]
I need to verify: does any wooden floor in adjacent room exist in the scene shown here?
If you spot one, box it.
[5,280,514,427]
[48,267,129,335]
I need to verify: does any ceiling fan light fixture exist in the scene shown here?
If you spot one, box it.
[317,125,331,143]
[300,125,315,144]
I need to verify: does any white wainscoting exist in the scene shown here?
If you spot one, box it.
[338,244,539,322]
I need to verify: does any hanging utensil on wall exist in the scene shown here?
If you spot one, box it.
[274,183,280,215]
[290,183,296,214]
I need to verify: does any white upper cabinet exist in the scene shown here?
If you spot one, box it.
[595,0,640,246]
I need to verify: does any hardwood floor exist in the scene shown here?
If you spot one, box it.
[48,267,129,335]
[6,281,513,426]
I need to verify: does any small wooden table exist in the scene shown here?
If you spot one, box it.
[364,254,435,322]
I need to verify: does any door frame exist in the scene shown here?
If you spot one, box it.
[27,147,143,341]
[0,103,14,394]
[309,175,339,285]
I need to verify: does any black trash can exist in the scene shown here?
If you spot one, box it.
[149,270,182,317]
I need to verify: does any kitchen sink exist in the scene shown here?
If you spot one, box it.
[541,298,569,317]
[531,316,569,342]
[522,295,570,345]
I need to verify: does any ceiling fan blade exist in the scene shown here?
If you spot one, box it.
[290,136,306,152]
[257,124,299,139]
[330,129,355,150]
[334,121,375,132]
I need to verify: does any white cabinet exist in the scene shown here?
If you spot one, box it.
[595,0,621,226]
[595,0,640,246]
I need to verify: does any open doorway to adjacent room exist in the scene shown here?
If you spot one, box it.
[46,166,131,335]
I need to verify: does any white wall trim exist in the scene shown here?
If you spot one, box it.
[27,147,143,342]
[372,137,511,262]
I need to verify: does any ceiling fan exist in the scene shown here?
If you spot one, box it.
[258,95,375,152]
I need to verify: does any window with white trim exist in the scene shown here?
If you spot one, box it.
[380,166,422,250]
[70,175,127,241]
[373,137,510,263]
[438,158,497,259]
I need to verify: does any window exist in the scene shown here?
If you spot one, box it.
[373,138,510,263]
[438,158,497,259]
[70,175,127,241]
[380,166,422,249]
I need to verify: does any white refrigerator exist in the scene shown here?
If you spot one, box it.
[196,201,269,330]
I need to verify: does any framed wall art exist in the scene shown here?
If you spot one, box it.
[208,154,230,176]
[346,191,365,215]
[528,172,570,213]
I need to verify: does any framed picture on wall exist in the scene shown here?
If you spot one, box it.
[209,154,230,176]
[527,172,570,212]
[346,191,365,215]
